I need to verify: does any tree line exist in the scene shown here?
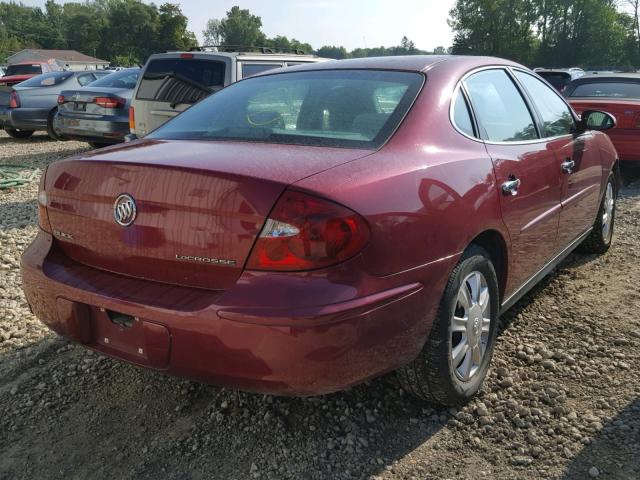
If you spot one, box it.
[449,0,640,68]
[0,0,197,65]
[0,2,444,66]
[4,1,635,68]
[202,7,445,58]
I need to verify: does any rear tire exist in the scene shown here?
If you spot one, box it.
[5,128,34,139]
[397,245,500,405]
[577,173,616,254]
[47,108,66,141]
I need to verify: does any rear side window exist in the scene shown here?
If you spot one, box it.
[137,58,226,104]
[90,69,140,89]
[18,72,73,87]
[242,63,282,78]
[515,71,574,137]
[453,89,475,137]
[77,74,96,86]
[465,69,537,142]
[569,81,640,99]
[149,69,424,149]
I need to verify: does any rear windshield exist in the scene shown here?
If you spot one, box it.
[149,69,424,149]
[19,72,73,87]
[136,58,225,104]
[537,72,571,89]
[90,68,140,89]
[569,81,640,98]
[6,64,43,76]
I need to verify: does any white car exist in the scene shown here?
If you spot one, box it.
[129,46,330,138]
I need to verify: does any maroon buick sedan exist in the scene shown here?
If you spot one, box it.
[21,56,618,405]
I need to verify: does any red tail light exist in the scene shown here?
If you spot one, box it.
[57,94,65,105]
[37,168,51,233]
[129,106,135,133]
[8,91,19,108]
[180,53,194,59]
[94,97,123,108]
[246,190,370,271]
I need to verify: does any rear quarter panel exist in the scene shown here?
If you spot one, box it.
[16,82,68,109]
[592,131,619,189]
[294,63,510,279]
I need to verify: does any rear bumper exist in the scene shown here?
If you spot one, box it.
[21,231,451,396]
[54,113,129,144]
[0,106,48,130]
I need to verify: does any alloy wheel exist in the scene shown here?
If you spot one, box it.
[451,271,491,381]
[601,180,614,243]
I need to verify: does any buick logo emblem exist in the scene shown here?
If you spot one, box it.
[113,194,137,227]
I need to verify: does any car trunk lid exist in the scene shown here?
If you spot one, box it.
[44,139,372,290]
[0,74,34,87]
[59,87,131,117]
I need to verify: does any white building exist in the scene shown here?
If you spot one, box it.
[6,49,110,71]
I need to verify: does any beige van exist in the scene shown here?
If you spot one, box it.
[129,47,328,138]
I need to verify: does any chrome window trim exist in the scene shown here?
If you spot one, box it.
[508,66,579,138]
[448,83,480,142]
[449,65,545,145]
[500,226,593,314]
[449,64,590,146]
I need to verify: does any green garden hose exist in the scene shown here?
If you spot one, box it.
[0,165,39,190]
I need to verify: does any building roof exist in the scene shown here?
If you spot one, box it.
[8,49,109,64]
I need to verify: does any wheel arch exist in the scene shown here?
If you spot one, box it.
[612,158,621,194]
[467,229,509,303]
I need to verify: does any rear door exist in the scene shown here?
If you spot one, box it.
[514,70,603,248]
[132,54,230,136]
[464,68,563,295]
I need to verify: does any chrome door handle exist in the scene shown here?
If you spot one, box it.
[562,159,575,173]
[501,177,521,196]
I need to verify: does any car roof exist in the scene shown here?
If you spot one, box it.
[258,55,523,75]
[534,68,583,73]
[582,72,640,77]
[153,51,323,62]
[573,73,640,82]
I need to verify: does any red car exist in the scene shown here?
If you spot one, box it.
[0,62,60,87]
[565,74,640,166]
[21,56,618,405]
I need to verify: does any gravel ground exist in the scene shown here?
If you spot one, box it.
[1,130,639,480]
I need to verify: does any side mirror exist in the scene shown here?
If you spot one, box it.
[578,110,616,133]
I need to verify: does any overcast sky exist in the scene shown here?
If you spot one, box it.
[21,0,455,51]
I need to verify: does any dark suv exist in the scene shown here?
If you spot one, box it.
[533,67,585,93]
